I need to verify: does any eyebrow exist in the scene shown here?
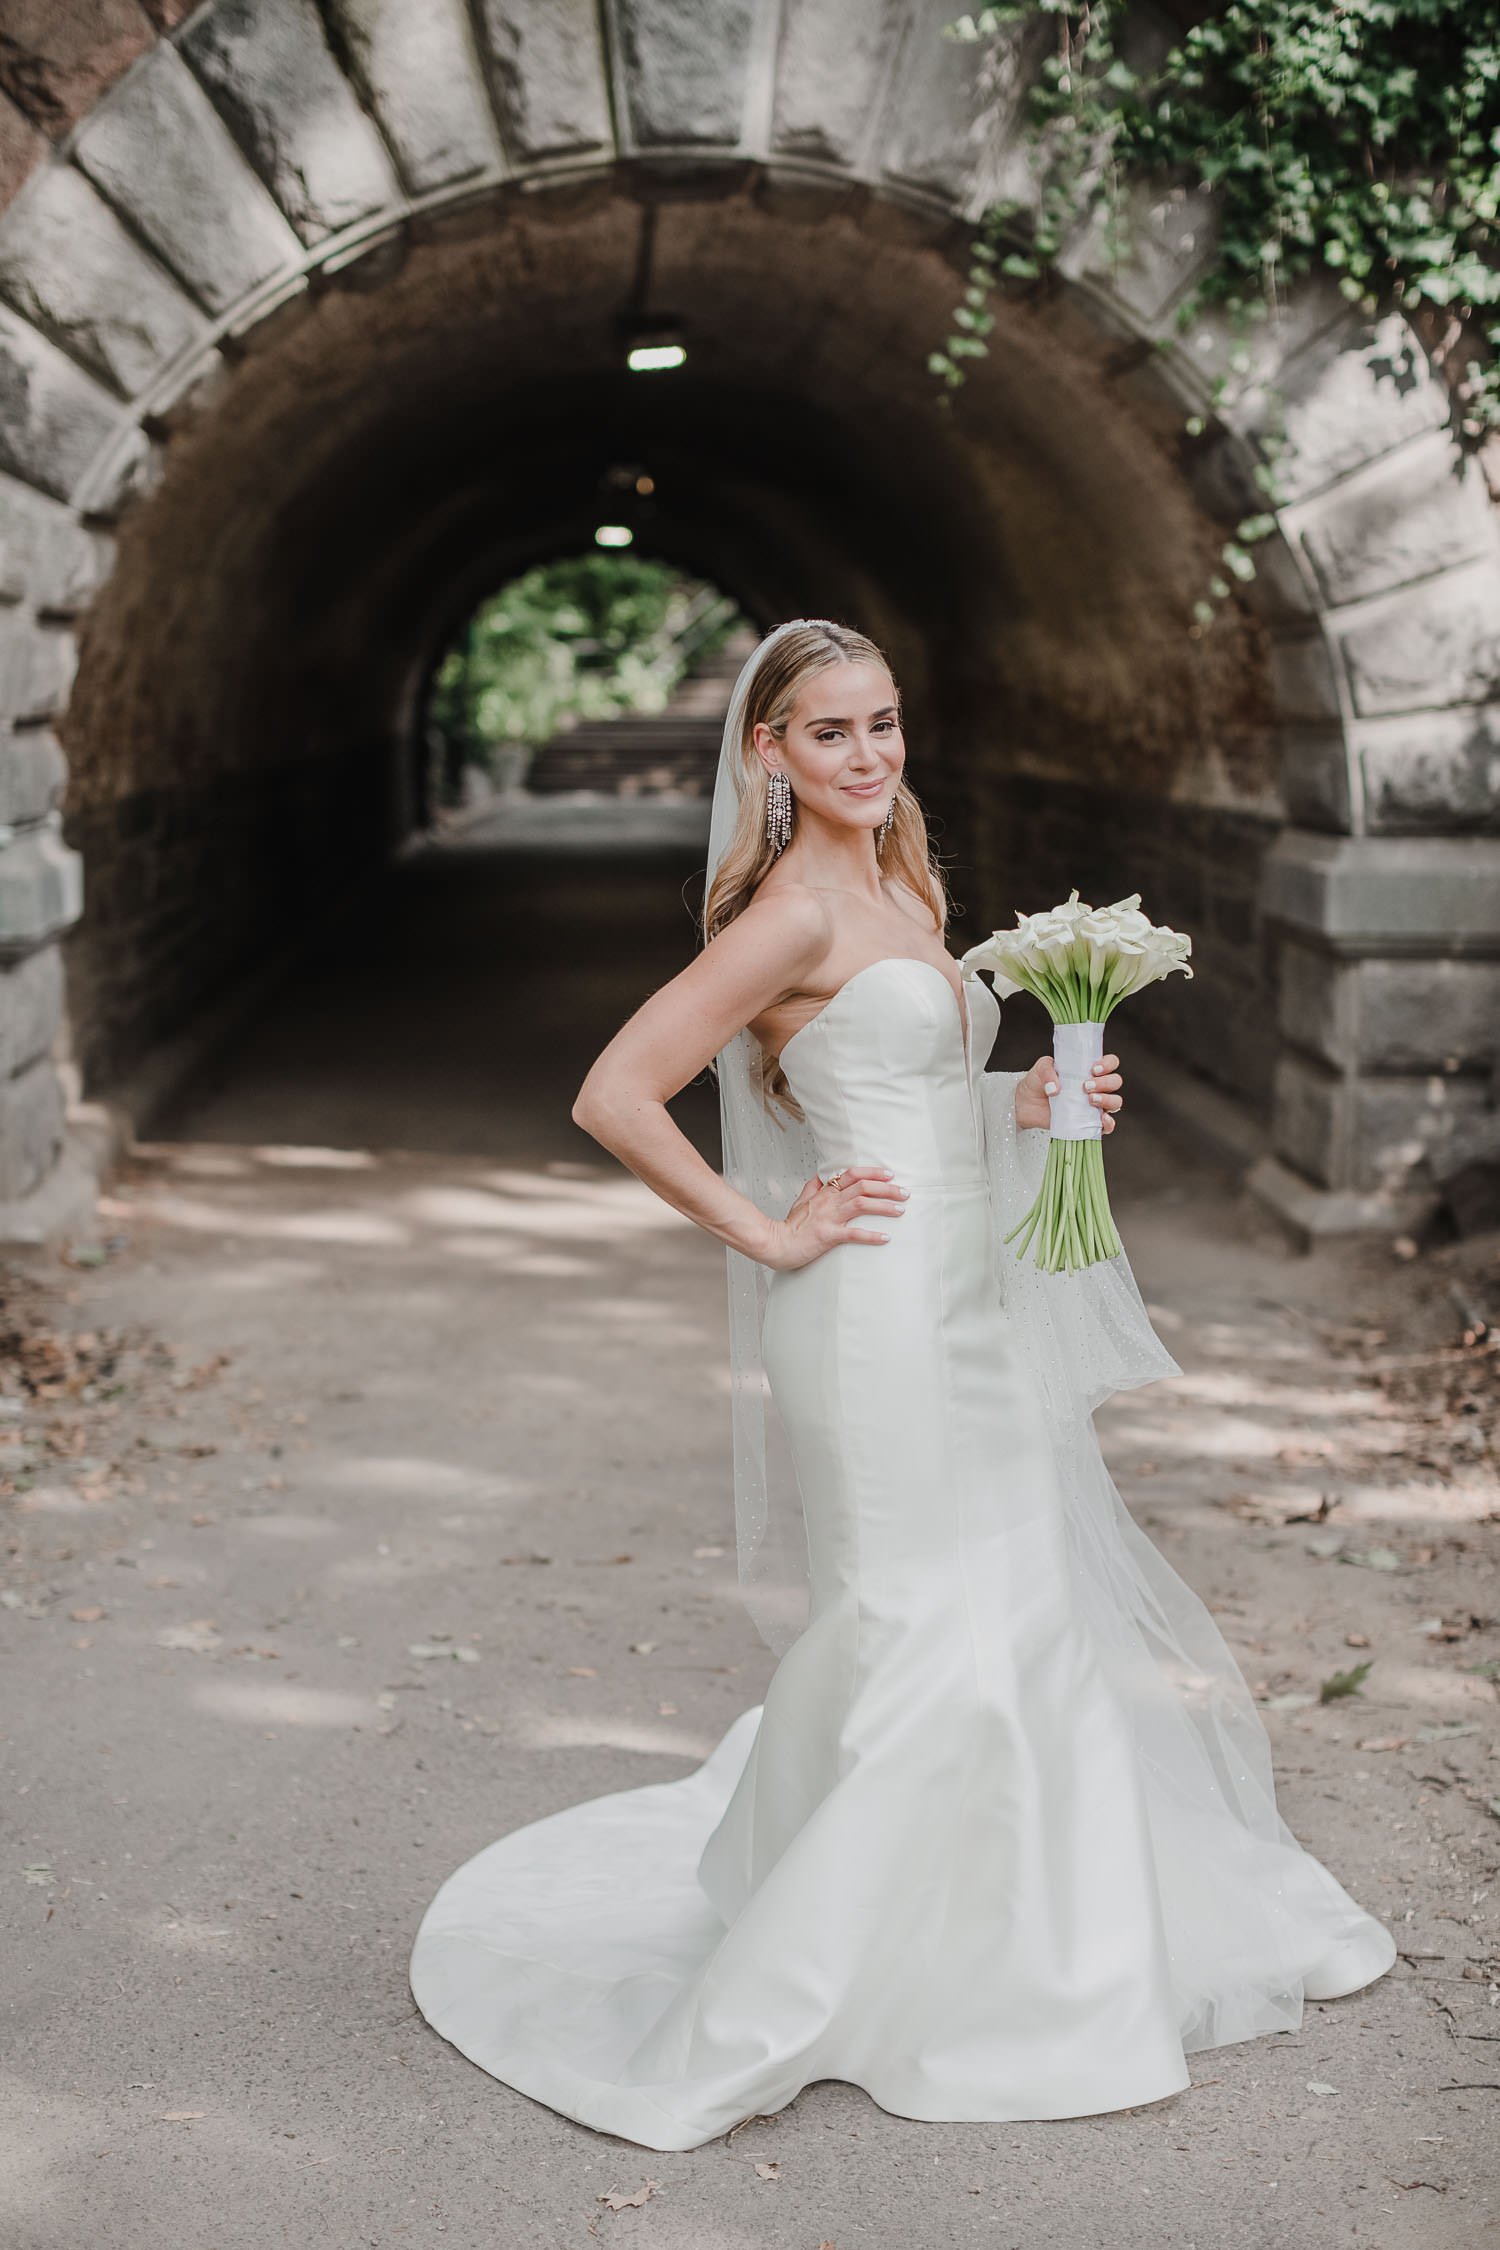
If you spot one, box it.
[806,704,900,726]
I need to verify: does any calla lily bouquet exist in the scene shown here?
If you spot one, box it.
[961,891,1193,1273]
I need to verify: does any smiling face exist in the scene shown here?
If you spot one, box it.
[753,658,905,835]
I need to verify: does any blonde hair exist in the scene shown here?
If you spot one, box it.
[702,621,952,1121]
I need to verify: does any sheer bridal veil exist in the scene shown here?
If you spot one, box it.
[703,621,829,1658]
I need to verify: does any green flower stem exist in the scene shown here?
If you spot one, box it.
[1003,1079,1125,1274]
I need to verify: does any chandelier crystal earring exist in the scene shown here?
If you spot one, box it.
[877,790,897,849]
[766,767,793,855]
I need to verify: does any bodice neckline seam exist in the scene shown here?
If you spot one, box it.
[774,955,973,1073]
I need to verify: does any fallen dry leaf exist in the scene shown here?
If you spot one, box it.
[597,2179,662,2211]
[1356,1735,1410,1753]
[754,2159,781,2180]
[69,1606,105,1623]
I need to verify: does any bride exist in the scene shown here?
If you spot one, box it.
[408,618,1396,2151]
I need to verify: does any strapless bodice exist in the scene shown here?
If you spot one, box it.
[776,956,1000,1190]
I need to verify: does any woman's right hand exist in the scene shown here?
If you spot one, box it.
[762,1163,909,1270]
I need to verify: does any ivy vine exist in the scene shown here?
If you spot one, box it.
[933,0,1500,630]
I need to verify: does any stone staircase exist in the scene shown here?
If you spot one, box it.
[524,626,756,798]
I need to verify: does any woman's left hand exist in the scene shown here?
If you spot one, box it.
[1015,1051,1123,1134]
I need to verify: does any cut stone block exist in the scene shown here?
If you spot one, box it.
[613,0,757,149]
[771,0,906,170]
[0,303,131,503]
[1287,429,1496,609]
[0,731,66,826]
[1357,707,1500,835]
[0,823,82,956]
[181,0,402,244]
[1353,1071,1490,1194]
[0,940,62,1079]
[74,45,302,313]
[0,615,76,722]
[1269,1051,1484,1198]
[0,474,108,611]
[0,161,204,398]
[328,0,502,194]
[876,0,991,206]
[475,0,612,164]
[1263,829,1500,952]
[1231,312,1452,506]
[1337,561,1500,719]
[0,1048,64,1201]
[1358,958,1500,1074]
[1278,942,1500,1074]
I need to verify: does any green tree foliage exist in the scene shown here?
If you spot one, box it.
[429,556,740,767]
[933,2,1500,622]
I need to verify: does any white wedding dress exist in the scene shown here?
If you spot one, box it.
[408,954,1396,2150]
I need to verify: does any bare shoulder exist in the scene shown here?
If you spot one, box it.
[733,878,837,965]
[699,879,836,1007]
[881,871,943,938]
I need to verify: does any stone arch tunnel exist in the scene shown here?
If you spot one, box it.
[0,0,1497,1239]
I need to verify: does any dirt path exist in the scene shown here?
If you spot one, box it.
[2,824,1496,2250]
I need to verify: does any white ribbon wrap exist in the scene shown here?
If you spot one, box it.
[1048,1021,1106,1141]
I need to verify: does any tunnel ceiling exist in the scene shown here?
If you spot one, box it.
[62,175,1277,835]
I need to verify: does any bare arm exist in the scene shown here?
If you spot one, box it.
[571,893,907,1269]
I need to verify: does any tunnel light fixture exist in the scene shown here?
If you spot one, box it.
[619,314,686,373]
[628,341,685,372]
[595,524,634,548]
